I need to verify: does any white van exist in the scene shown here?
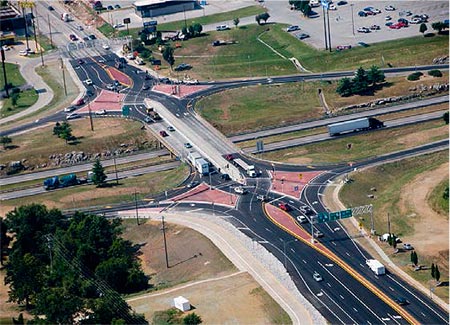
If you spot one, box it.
[216,25,230,31]
[309,0,320,7]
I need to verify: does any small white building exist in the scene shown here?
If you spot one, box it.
[173,296,190,312]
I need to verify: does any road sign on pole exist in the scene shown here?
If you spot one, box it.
[316,209,352,224]
[122,105,130,116]
[299,173,303,180]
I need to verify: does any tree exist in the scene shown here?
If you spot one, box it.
[367,65,385,86]
[290,0,311,16]
[431,22,446,34]
[35,287,84,324]
[392,235,397,250]
[0,135,12,149]
[435,264,440,282]
[91,159,107,187]
[184,313,202,324]
[233,17,240,28]
[188,25,195,37]
[352,67,369,94]
[53,121,73,143]
[410,250,418,266]
[336,77,353,96]
[60,127,73,144]
[181,26,188,36]
[192,23,202,36]
[419,23,428,35]
[10,92,19,106]
[259,12,270,24]
[255,15,261,25]
[431,263,436,279]
[443,186,449,200]
[162,45,175,69]
[443,112,449,124]
[53,121,62,136]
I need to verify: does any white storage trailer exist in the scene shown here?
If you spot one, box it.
[188,151,202,165]
[328,117,384,136]
[173,296,190,312]
[195,158,210,176]
[366,259,385,275]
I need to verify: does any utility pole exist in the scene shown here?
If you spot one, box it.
[161,216,169,268]
[370,204,375,235]
[48,14,53,47]
[134,189,139,225]
[1,48,9,97]
[46,236,53,273]
[87,98,94,131]
[350,4,355,36]
[322,5,328,50]
[60,57,67,96]
[113,156,119,184]
[326,8,332,51]
[387,213,391,234]
[21,5,30,50]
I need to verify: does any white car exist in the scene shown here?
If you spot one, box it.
[234,187,247,194]
[183,79,199,85]
[328,4,337,10]
[286,25,300,32]
[2,45,10,51]
[403,243,413,250]
[66,113,80,120]
[102,44,110,50]
[19,50,28,56]
[313,272,323,282]
[297,215,308,224]
[113,23,125,29]
[126,53,135,59]
[216,25,230,31]
[85,79,93,85]
[385,5,396,11]
[95,109,107,115]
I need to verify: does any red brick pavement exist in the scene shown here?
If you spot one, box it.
[152,84,211,98]
[171,183,237,207]
[270,171,324,198]
[105,67,133,87]
[78,90,125,113]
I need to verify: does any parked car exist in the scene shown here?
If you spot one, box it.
[358,11,367,17]
[19,50,29,56]
[47,5,54,10]
[107,5,113,10]
[286,25,300,32]
[357,27,370,33]
[159,130,168,137]
[216,25,230,31]
[370,25,380,30]
[385,22,394,27]
[296,33,310,40]
[398,18,409,25]
[403,243,413,250]
[76,25,84,31]
[337,0,347,5]
[328,4,337,10]
[114,4,121,9]
[95,109,106,115]
[142,84,150,90]
[184,142,192,149]
[385,5,396,11]
[167,126,175,132]
[409,18,422,24]
[313,272,323,282]
[336,44,352,51]
[225,154,234,161]
[358,41,370,47]
[144,116,153,123]
[69,34,78,41]
[88,34,96,40]
[174,63,192,71]
[102,44,110,50]
[150,59,161,65]
[2,45,10,51]
[385,15,392,20]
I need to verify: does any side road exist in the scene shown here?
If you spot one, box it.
[118,210,326,325]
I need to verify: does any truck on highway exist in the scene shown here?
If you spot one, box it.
[233,158,257,177]
[188,151,210,175]
[366,259,385,275]
[43,173,79,190]
[328,117,384,136]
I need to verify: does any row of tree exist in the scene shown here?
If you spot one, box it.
[2,204,148,324]
[53,121,74,143]
[289,0,312,16]
[255,12,270,25]
[336,66,385,97]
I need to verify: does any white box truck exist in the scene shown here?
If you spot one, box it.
[234,158,257,177]
[195,158,210,176]
[366,259,385,275]
[188,151,202,165]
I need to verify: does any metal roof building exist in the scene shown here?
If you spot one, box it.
[133,0,196,18]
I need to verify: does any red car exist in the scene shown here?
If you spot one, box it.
[159,130,168,137]
[75,98,84,106]
[225,154,234,161]
[278,202,290,211]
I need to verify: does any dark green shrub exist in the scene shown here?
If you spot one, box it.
[407,72,423,81]
[428,69,443,77]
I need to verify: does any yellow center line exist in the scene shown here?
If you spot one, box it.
[263,205,419,325]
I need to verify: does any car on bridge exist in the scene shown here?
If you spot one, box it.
[313,272,323,282]
[159,130,168,137]
[297,215,308,224]
[234,187,247,194]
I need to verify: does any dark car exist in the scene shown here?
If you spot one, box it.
[337,0,347,5]
[398,18,409,25]
[150,59,162,65]
[174,63,192,71]
[48,5,54,10]
[159,130,168,137]
[107,5,114,10]
[221,173,231,180]
[187,181,199,188]
[88,34,97,40]
[296,33,310,40]
[114,4,121,9]
[395,297,408,306]
[77,59,84,65]
[225,154,234,161]
[83,36,90,41]
[358,42,370,47]
[159,77,170,84]
[142,84,150,90]
[358,11,367,17]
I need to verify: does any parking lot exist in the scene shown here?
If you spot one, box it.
[266,1,449,49]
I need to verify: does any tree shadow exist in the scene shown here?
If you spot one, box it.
[438,281,449,287]
[4,145,19,150]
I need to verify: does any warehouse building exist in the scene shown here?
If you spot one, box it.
[133,0,196,18]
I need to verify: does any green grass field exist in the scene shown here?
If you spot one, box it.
[262,120,448,164]
[0,89,38,118]
[0,63,26,90]
[429,179,449,217]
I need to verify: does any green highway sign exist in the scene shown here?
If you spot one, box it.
[316,209,353,224]
[122,105,130,116]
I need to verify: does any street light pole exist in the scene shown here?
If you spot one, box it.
[162,216,169,268]
[351,4,355,36]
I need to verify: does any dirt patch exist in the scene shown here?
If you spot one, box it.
[0,270,32,321]
[398,163,449,273]
[394,127,448,148]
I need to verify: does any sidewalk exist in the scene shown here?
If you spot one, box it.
[0,45,58,125]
